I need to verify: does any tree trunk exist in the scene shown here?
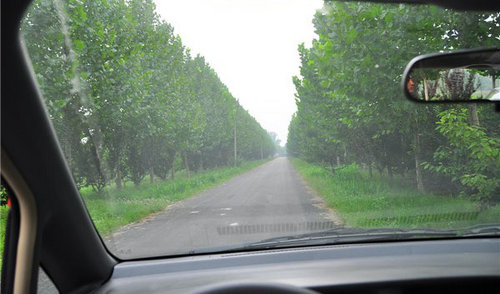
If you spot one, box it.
[170,151,176,180]
[414,131,425,193]
[62,106,73,161]
[149,166,154,184]
[260,145,263,160]
[55,0,105,171]
[116,152,122,191]
[336,155,341,166]
[423,78,429,101]
[467,104,480,127]
[387,165,393,179]
[383,143,392,179]
[233,122,237,166]
[368,163,373,178]
[184,152,190,178]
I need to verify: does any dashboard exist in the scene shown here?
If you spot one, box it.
[96,238,500,294]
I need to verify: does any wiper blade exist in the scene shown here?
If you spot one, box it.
[241,227,458,249]
[461,223,500,236]
[188,227,458,254]
[188,224,500,255]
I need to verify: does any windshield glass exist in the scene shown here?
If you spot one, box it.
[20,0,499,258]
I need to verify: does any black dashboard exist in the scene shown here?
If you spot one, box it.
[96,238,500,294]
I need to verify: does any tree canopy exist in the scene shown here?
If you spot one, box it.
[22,0,277,191]
[287,1,499,202]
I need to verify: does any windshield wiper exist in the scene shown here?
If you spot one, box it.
[189,225,500,255]
[461,223,500,236]
[234,227,457,249]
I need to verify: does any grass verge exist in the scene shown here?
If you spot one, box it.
[82,159,270,236]
[290,158,499,229]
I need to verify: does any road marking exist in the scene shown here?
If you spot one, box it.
[220,207,232,211]
[220,213,226,216]
[190,211,200,214]
[229,222,239,226]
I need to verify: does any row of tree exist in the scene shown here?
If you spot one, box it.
[22,0,277,192]
[287,1,499,203]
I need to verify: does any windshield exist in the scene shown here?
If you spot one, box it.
[20,0,499,259]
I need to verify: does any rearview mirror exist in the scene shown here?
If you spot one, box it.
[402,48,499,103]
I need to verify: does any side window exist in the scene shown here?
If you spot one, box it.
[38,267,59,294]
[0,184,57,293]
[1,184,10,271]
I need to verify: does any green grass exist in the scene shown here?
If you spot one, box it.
[290,158,500,229]
[0,205,8,268]
[82,160,270,236]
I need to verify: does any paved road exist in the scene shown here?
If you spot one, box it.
[106,157,341,258]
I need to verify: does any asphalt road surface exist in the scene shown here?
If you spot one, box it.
[106,157,341,258]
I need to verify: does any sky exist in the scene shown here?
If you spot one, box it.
[153,0,323,145]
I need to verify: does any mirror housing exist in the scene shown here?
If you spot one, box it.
[402,48,500,103]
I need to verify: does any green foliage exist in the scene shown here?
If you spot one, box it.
[0,186,8,205]
[21,0,276,192]
[425,107,500,201]
[287,1,499,203]
[0,205,8,269]
[0,184,9,268]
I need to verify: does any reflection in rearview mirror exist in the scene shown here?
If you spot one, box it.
[403,48,500,102]
[408,68,499,101]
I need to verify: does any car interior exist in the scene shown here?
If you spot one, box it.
[1,0,499,293]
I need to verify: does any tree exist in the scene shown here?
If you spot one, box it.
[21,0,276,192]
[288,1,499,200]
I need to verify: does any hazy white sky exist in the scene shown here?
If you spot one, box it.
[153,0,323,145]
